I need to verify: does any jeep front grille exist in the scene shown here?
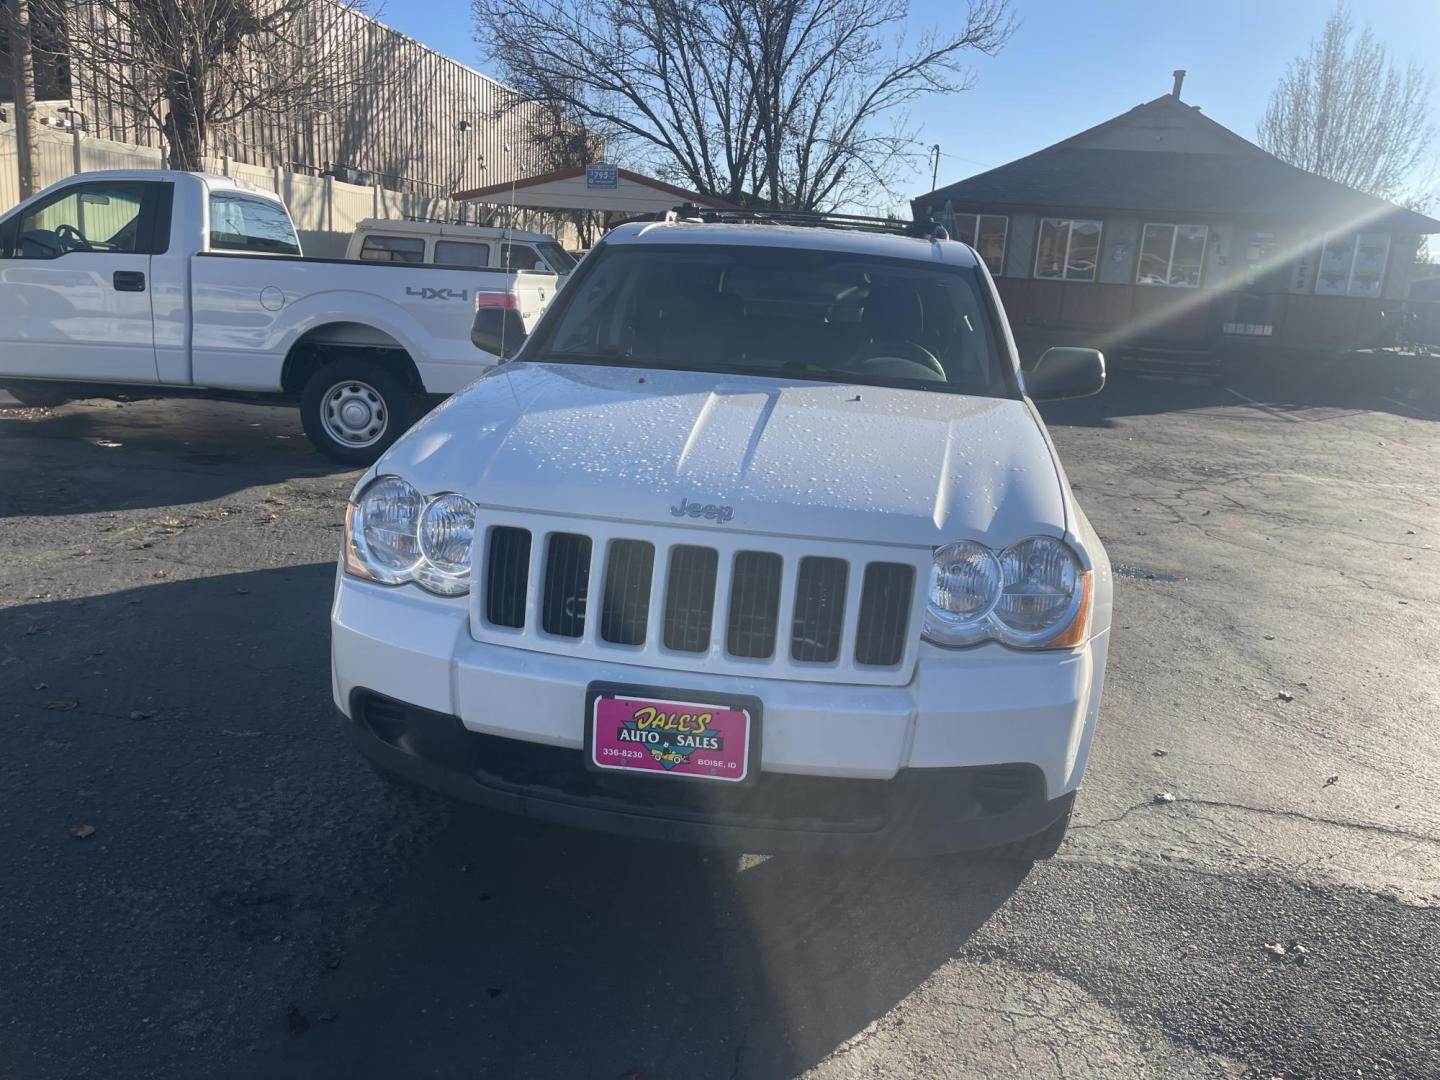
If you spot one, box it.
[854,562,917,667]
[663,545,717,653]
[473,516,925,686]
[484,526,531,629]
[726,551,783,659]
[541,532,591,638]
[599,539,654,646]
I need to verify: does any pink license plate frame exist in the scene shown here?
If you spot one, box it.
[584,683,760,784]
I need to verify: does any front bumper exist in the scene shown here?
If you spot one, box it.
[332,577,1108,854]
[347,691,1075,855]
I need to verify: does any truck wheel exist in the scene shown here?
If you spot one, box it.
[983,808,1071,864]
[300,358,419,466]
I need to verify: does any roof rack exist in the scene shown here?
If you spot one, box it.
[663,203,949,241]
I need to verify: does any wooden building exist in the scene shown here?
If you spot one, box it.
[911,73,1440,364]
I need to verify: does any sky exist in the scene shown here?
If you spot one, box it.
[376,0,1440,210]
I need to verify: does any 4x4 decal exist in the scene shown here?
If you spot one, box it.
[406,286,469,302]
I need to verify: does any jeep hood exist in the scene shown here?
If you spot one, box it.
[380,362,1067,548]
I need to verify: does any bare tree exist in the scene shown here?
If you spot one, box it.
[2,0,41,197]
[39,0,383,171]
[472,0,1012,212]
[1259,4,1433,201]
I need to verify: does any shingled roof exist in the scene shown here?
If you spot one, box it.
[913,95,1440,235]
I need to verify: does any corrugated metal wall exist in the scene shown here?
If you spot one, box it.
[65,0,544,199]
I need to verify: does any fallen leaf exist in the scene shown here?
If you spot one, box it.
[69,823,95,839]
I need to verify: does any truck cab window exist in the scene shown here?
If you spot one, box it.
[6,182,147,259]
[537,242,577,273]
[500,243,542,271]
[209,194,301,256]
[433,240,491,268]
[359,235,426,263]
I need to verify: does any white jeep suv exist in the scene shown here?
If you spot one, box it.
[331,214,1112,858]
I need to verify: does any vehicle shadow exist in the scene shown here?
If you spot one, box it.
[0,561,1029,1080]
[252,812,1029,1079]
[0,395,351,518]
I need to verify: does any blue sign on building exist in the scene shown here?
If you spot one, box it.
[585,163,619,189]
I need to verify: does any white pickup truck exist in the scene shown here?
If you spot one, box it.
[0,170,557,463]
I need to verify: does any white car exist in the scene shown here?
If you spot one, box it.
[331,214,1112,858]
[0,171,557,463]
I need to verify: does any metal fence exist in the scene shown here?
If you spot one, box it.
[1,123,570,256]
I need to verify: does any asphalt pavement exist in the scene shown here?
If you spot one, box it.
[1,365,1438,1079]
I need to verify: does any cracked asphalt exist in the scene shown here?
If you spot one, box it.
[1,362,1438,1079]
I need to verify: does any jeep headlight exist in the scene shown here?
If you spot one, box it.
[345,476,476,596]
[992,536,1088,647]
[923,540,1002,646]
[923,536,1091,649]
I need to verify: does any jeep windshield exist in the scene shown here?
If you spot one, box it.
[528,243,1015,397]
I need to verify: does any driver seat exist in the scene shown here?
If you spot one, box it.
[859,282,926,344]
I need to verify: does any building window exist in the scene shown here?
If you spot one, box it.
[359,234,425,263]
[1137,224,1208,287]
[950,214,1008,274]
[1315,232,1390,298]
[1034,219,1101,281]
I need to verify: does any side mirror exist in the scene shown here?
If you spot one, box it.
[471,306,528,360]
[1026,347,1105,401]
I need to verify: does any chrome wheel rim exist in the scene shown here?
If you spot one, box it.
[321,380,388,448]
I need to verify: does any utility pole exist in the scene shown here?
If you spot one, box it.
[3,0,40,199]
[929,143,941,192]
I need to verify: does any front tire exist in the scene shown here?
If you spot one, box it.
[300,358,419,466]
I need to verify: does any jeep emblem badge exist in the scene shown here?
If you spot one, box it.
[671,497,734,524]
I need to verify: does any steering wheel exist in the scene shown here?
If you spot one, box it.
[849,341,947,380]
[53,223,92,252]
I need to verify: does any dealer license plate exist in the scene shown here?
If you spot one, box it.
[585,683,757,783]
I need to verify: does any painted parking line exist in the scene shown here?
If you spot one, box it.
[1223,386,1303,422]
